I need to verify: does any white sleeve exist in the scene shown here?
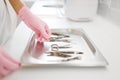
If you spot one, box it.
[0,0,18,45]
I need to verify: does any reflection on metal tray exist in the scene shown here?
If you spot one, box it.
[21,28,108,67]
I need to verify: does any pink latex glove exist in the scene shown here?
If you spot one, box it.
[18,6,51,42]
[0,47,20,78]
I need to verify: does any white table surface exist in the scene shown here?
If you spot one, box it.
[2,1,120,80]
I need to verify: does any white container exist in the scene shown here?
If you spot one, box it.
[64,0,98,21]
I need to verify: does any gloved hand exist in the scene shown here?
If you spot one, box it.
[0,47,20,78]
[18,6,51,42]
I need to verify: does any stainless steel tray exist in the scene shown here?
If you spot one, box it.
[21,28,108,67]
